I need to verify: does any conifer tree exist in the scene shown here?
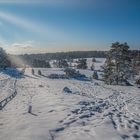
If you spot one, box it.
[102,56,115,84]
[77,59,87,69]
[103,42,132,85]
[57,59,69,68]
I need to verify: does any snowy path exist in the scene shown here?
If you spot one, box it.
[0,68,140,140]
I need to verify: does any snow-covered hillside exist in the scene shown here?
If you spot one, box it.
[0,59,140,140]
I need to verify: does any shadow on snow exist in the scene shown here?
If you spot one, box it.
[0,68,24,79]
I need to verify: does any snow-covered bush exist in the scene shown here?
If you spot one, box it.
[64,68,77,77]
[92,58,96,62]
[94,82,100,86]
[135,79,140,85]
[56,59,69,68]
[63,87,72,93]
[64,68,86,78]
[38,70,42,75]
[77,59,87,69]
[93,71,98,80]
[31,68,35,75]
[47,74,67,79]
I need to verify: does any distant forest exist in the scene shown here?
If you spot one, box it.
[9,51,107,66]
[8,50,140,67]
[19,51,107,60]
[0,48,139,68]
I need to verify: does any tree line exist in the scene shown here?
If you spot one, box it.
[7,51,107,67]
[0,42,140,85]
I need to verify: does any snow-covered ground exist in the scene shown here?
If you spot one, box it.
[0,59,140,140]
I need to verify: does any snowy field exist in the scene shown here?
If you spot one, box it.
[0,58,140,140]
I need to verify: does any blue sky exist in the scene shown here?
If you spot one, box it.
[0,0,140,54]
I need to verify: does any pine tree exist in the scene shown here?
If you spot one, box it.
[57,59,69,68]
[103,42,132,85]
[132,52,140,75]
[102,56,115,84]
[77,59,87,69]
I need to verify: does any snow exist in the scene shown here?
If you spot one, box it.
[0,58,140,140]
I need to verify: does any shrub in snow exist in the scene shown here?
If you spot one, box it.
[39,85,44,87]
[94,82,100,86]
[48,74,67,79]
[38,70,42,75]
[57,59,69,68]
[93,71,98,80]
[63,87,72,93]
[64,68,86,78]
[135,79,140,85]
[64,68,77,77]
[92,58,96,62]
[31,68,35,75]
[77,59,87,69]
[47,68,87,80]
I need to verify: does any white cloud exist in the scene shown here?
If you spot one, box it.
[4,41,36,54]
[0,39,35,54]
[11,43,33,49]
